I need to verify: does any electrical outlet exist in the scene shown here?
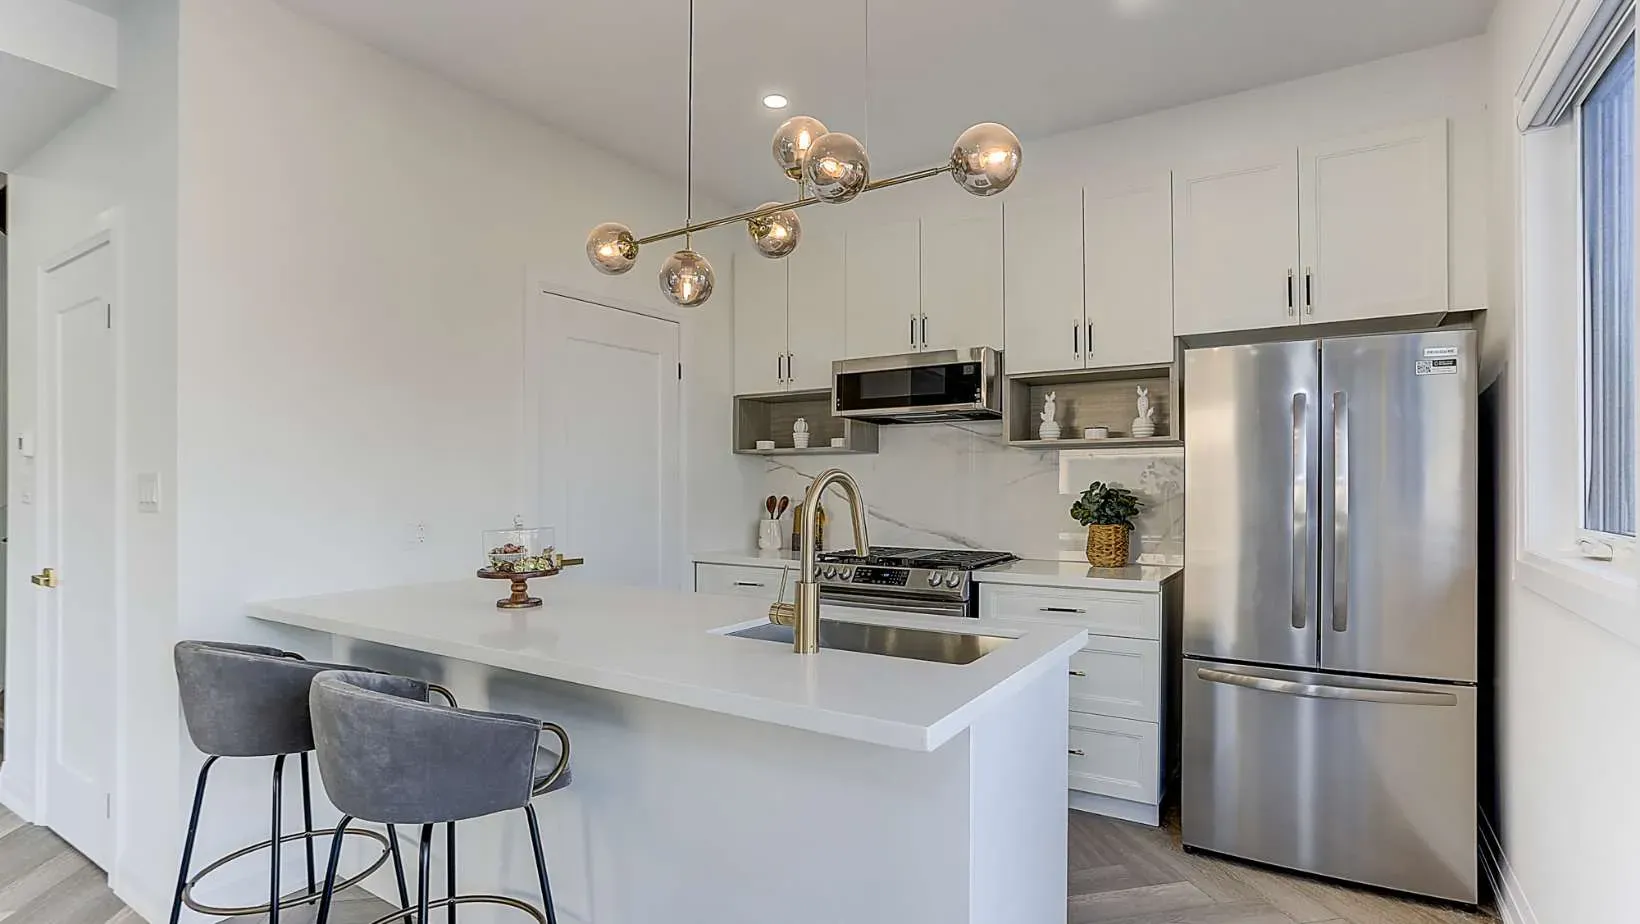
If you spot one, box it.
[137,473,162,513]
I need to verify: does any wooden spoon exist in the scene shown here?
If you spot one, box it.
[776,496,790,520]
[765,495,778,520]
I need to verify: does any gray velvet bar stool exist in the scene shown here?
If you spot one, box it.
[308,670,572,924]
[170,641,409,924]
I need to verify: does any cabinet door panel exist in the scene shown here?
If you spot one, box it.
[845,220,921,358]
[733,254,789,394]
[921,205,1003,351]
[1085,175,1174,367]
[1300,119,1449,323]
[1004,190,1085,375]
[786,229,847,390]
[1173,151,1300,336]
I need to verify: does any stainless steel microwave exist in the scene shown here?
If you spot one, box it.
[831,347,1002,423]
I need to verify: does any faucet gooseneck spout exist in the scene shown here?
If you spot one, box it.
[769,468,870,654]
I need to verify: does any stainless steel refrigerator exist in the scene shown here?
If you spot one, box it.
[1181,330,1478,904]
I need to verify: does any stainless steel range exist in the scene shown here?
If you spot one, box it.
[814,546,1017,619]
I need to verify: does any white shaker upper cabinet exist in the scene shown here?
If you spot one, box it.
[920,204,1003,352]
[732,253,790,395]
[1299,119,1449,324]
[785,228,848,390]
[845,219,921,358]
[1003,189,1085,376]
[1172,150,1300,336]
[1085,175,1174,368]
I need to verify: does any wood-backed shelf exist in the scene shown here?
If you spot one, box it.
[1003,359,1182,451]
[1009,437,1183,451]
[732,389,879,455]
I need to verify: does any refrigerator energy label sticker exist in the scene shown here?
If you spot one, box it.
[1416,344,1461,376]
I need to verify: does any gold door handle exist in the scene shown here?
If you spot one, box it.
[31,568,58,588]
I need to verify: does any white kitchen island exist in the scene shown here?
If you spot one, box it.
[249,579,1086,924]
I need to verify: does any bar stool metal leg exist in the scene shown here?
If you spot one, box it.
[169,757,218,924]
[446,822,456,924]
[314,814,352,924]
[387,824,411,915]
[525,805,559,924]
[301,753,318,894]
[270,754,286,924]
[416,824,435,924]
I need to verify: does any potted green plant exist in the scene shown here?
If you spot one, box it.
[1070,481,1142,568]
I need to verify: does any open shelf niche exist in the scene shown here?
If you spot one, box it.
[732,389,879,455]
[1004,362,1182,451]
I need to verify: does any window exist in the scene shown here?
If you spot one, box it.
[1579,36,1636,540]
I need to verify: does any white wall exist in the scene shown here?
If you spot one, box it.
[2,0,180,914]
[173,0,752,912]
[1485,2,1640,922]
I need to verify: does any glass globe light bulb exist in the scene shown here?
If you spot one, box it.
[804,132,870,204]
[658,249,715,306]
[748,203,802,258]
[585,222,638,275]
[949,122,1022,197]
[772,116,828,180]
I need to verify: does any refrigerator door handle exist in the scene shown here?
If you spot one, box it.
[1291,393,1308,630]
[1195,667,1457,707]
[1331,391,1349,633]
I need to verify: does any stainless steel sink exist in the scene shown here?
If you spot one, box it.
[726,619,1009,665]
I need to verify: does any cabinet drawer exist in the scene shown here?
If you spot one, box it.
[694,563,788,598]
[1067,713,1160,804]
[981,585,1160,639]
[1069,637,1161,722]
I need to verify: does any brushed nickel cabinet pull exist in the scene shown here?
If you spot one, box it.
[1039,606,1086,614]
[1068,748,1086,757]
[1069,670,1087,677]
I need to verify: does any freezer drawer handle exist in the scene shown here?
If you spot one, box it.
[1331,391,1349,634]
[1291,392,1309,630]
[1195,668,1457,707]
[1039,606,1086,614]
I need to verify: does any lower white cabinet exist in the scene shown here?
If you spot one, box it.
[980,575,1180,827]
[695,562,789,599]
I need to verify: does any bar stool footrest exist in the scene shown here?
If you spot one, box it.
[369,894,549,924]
[181,827,393,917]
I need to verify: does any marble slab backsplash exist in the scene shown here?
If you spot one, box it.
[761,421,1183,563]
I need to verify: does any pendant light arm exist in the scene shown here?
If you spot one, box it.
[633,163,951,247]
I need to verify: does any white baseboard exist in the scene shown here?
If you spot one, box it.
[1480,812,1539,924]
[1068,790,1160,827]
[111,873,171,924]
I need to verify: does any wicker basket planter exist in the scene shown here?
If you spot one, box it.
[1085,524,1131,569]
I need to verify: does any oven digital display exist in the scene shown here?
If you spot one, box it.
[850,567,908,587]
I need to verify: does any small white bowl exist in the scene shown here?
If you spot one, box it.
[755,439,776,451]
[830,437,846,448]
[1084,427,1109,439]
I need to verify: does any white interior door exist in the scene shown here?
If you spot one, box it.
[534,293,682,590]
[39,234,118,869]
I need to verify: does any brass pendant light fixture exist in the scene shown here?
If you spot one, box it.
[584,1,1023,307]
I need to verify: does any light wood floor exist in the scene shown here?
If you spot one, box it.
[1070,810,1498,924]
[0,804,1497,924]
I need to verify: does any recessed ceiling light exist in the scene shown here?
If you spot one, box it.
[762,93,789,110]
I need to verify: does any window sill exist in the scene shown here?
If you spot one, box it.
[1516,550,1640,646]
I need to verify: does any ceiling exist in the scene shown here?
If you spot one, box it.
[276,0,1495,208]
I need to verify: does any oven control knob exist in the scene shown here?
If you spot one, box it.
[823,566,838,579]
[927,571,944,586]
[945,572,964,588]
[838,567,854,581]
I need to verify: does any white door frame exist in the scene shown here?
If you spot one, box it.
[521,277,687,588]
[32,213,129,872]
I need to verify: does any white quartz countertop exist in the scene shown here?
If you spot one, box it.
[972,559,1183,592]
[249,579,1086,753]
[694,550,1182,591]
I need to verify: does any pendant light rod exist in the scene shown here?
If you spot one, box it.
[684,0,695,248]
[633,163,950,246]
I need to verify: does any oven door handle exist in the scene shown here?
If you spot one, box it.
[819,588,972,619]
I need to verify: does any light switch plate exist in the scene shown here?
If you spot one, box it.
[137,473,162,513]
